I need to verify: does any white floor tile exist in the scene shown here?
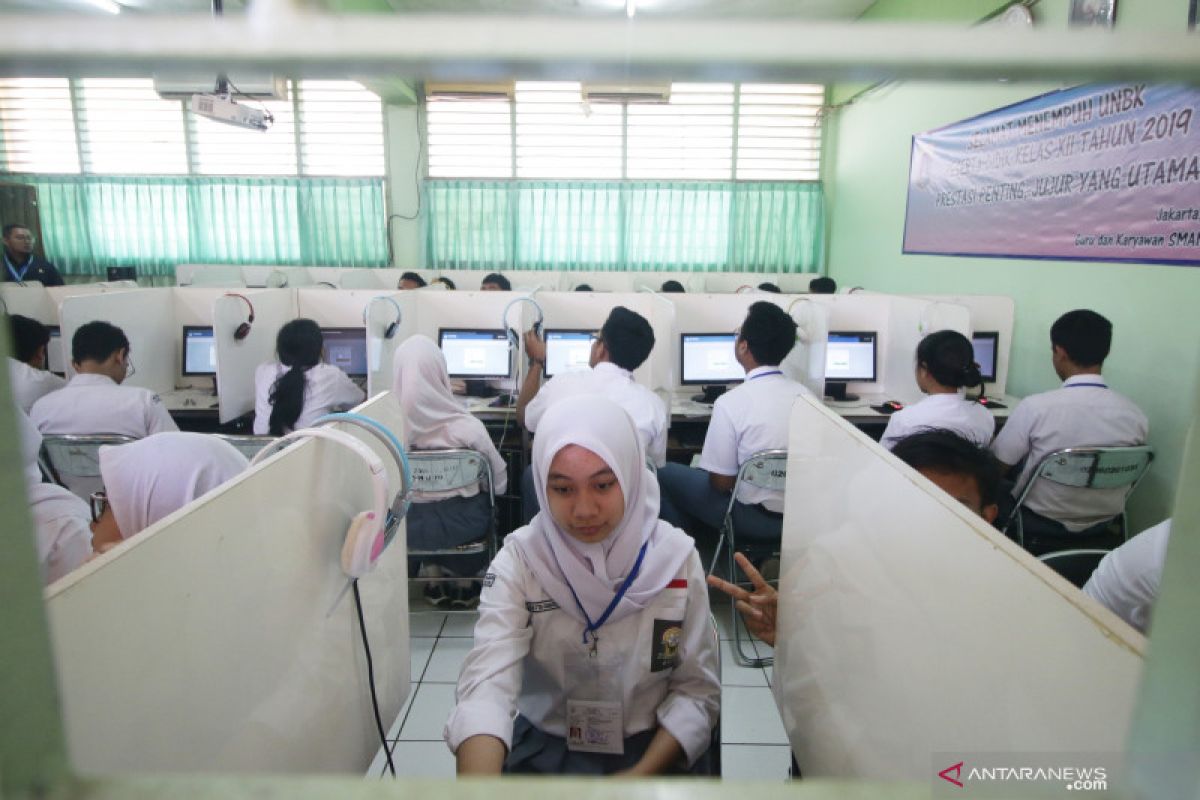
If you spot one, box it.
[712,607,737,641]
[440,612,479,637]
[720,745,793,781]
[410,637,436,684]
[753,640,775,661]
[408,612,446,638]
[720,686,789,745]
[389,740,458,778]
[385,686,418,740]
[366,741,393,778]
[398,683,458,741]
[720,642,768,687]
[424,637,473,683]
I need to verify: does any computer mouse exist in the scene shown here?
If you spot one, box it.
[884,400,904,411]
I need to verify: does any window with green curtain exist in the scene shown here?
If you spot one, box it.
[425,179,823,273]
[12,175,388,277]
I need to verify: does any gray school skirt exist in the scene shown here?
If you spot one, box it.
[406,493,492,576]
[503,715,716,776]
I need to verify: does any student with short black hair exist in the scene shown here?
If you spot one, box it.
[7,314,65,412]
[433,276,456,290]
[879,330,995,449]
[2,224,63,286]
[757,282,781,293]
[252,318,365,435]
[574,284,593,292]
[660,280,685,293]
[30,320,178,438]
[808,276,837,294]
[480,273,511,291]
[657,302,812,546]
[399,271,427,290]
[710,430,1004,646]
[991,309,1148,554]
[518,307,668,520]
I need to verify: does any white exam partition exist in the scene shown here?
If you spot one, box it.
[171,287,227,389]
[702,272,774,293]
[407,289,533,393]
[776,272,823,293]
[213,289,297,424]
[884,296,971,404]
[44,392,410,774]
[0,283,55,323]
[918,294,1016,396]
[775,395,1145,778]
[57,289,174,392]
[630,271,706,293]
[364,291,418,396]
[559,271,638,292]
[781,296,829,397]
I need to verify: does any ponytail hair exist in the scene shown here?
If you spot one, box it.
[916,330,983,395]
[268,318,323,435]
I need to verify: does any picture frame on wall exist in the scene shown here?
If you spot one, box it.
[1069,0,1117,26]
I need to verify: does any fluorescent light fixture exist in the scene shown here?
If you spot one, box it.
[82,0,122,13]
[626,0,635,18]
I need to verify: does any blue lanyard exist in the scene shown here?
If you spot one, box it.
[565,541,648,648]
[1064,382,1108,389]
[747,370,783,382]
[5,254,30,282]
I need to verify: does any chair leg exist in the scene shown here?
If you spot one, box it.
[727,526,771,669]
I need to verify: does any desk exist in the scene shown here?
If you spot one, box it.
[670,392,1020,424]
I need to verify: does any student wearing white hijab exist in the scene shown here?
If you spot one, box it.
[446,395,719,776]
[16,408,93,584]
[393,335,508,609]
[91,432,248,543]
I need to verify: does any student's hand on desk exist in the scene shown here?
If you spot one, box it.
[706,552,778,648]
[523,330,546,364]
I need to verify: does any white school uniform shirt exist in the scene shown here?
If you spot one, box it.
[252,362,366,435]
[30,373,178,438]
[699,366,813,512]
[524,362,669,467]
[8,357,66,414]
[879,391,997,450]
[1083,518,1171,634]
[27,482,93,585]
[445,545,720,765]
[991,374,1149,531]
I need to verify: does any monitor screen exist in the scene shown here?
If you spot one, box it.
[972,331,999,383]
[321,327,368,377]
[46,326,65,376]
[181,326,217,376]
[680,333,743,385]
[438,328,511,379]
[825,331,877,382]
[544,329,594,378]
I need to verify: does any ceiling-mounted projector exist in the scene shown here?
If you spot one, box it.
[189,93,271,131]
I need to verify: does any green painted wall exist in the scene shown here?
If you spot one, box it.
[823,0,1200,530]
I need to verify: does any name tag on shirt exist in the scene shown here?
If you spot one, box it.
[566,699,624,755]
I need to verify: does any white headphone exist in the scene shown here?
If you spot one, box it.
[250,427,390,579]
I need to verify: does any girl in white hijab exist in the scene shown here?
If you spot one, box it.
[92,432,248,543]
[445,395,719,776]
[393,335,507,610]
[16,408,93,584]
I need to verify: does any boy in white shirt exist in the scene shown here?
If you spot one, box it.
[657,302,812,547]
[518,306,667,521]
[7,314,66,413]
[991,309,1148,554]
[31,320,178,439]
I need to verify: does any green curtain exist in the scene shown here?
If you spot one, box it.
[9,174,388,277]
[425,179,823,273]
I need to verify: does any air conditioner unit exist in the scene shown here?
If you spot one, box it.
[583,83,671,104]
[154,73,289,101]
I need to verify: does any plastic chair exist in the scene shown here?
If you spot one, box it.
[39,434,138,500]
[707,448,788,668]
[212,434,279,461]
[1038,549,1110,589]
[1002,445,1155,548]
[405,449,498,606]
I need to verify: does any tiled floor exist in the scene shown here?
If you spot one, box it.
[367,604,792,780]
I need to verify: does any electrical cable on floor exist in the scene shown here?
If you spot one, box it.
[353,580,398,778]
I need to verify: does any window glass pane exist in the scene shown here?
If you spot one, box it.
[515,81,622,180]
[626,83,734,180]
[427,94,513,178]
[0,78,80,174]
[298,80,385,177]
[77,79,188,175]
[189,92,297,176]
[736,83,824,181]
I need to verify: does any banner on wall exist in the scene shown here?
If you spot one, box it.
[903,84,1200,266]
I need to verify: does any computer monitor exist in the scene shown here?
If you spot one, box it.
[321,327,368,378]
[544,329,594,378]
[824,331,877,400]
[46,325,65,376]
[972,331,999,383]
[182,326,217,376]
[680,333,743,386]
[438,328,511,379]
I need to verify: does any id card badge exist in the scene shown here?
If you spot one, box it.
[564,647,624,755]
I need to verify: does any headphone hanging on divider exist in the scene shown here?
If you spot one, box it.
[250,427,390,579]
[501,296,545,349]
[362,296,402,340]
[314,412,412,525]
[787,297,816,345]
[225,292,256,341]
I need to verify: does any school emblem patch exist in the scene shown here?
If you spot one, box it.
[651,619,684,672]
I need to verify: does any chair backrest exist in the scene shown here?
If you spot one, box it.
[408,449,493,500]
[212,434,278,461]
[1038,548,1110,589]
[40,434,138,499]
[736,449,789,492]
[1033,446,1155,490]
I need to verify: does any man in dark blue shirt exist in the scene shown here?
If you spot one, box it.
[3,224,63,286]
